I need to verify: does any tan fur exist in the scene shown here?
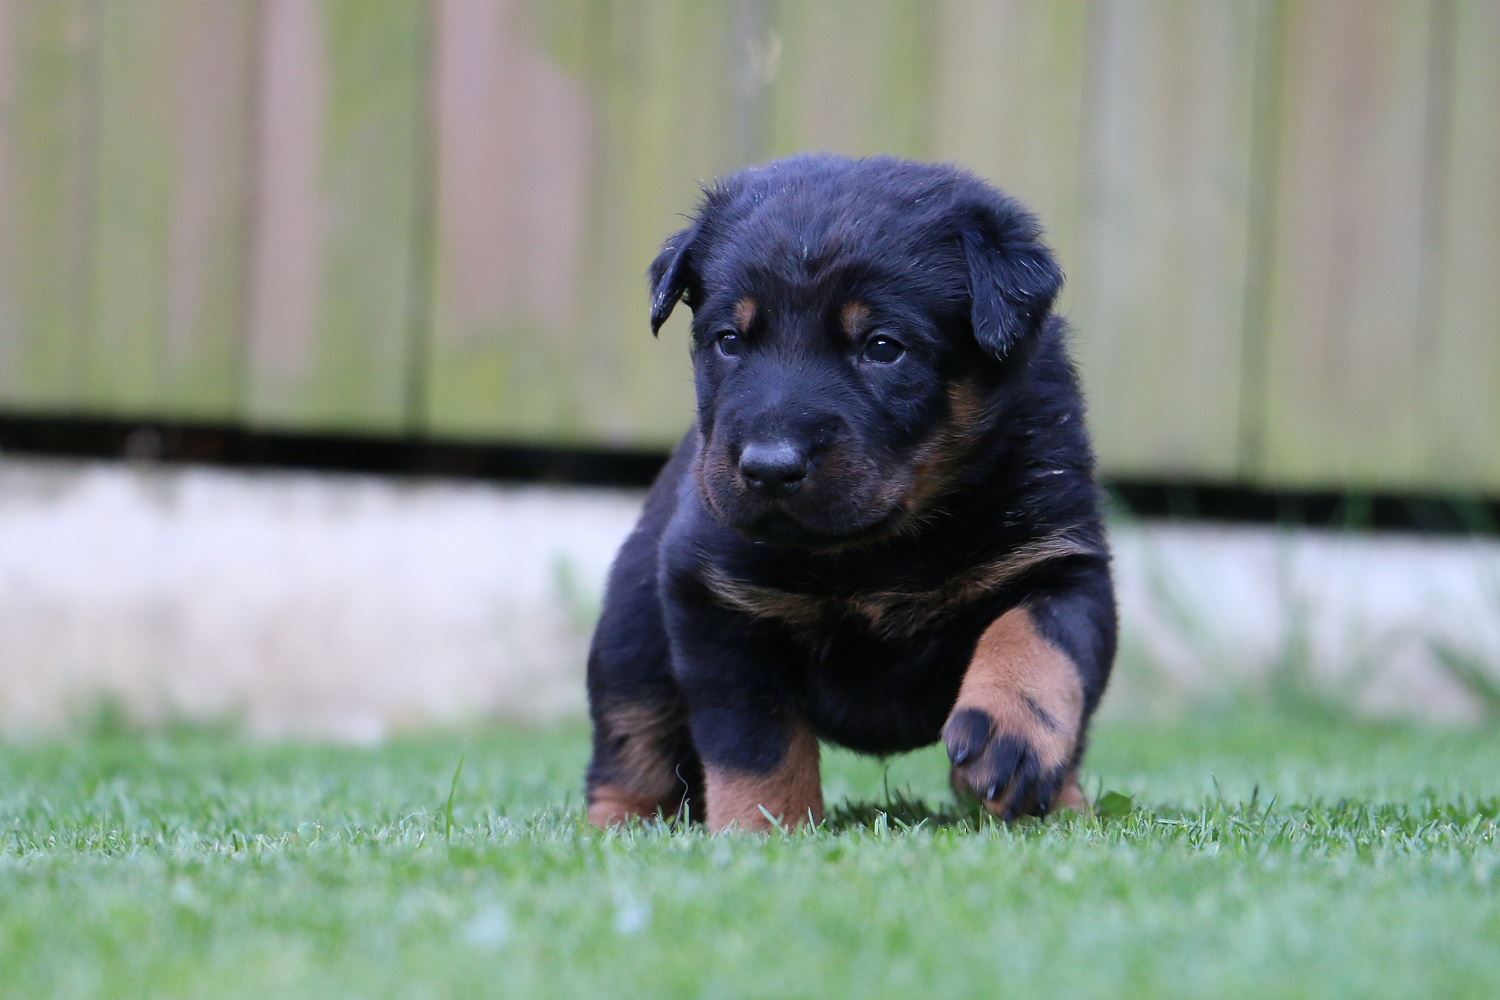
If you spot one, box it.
[701,531,1099,641]
[601,701,684,793]
[948,607,1084,815]
[587,701,686,828]
[705,723,823,832]
[701,566,827,629]
[694,440,742,523]
[840,301,870,339]
[896,381,987,515]
[733,296,757,332]
[1054,773,1091,814]
[588,785,672,827]
[854,533,1098,639]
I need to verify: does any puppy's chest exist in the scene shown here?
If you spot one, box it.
[701,530,1095,644]
[703,565,959,643]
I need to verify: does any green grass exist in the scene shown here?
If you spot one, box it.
[3,713,1498,999]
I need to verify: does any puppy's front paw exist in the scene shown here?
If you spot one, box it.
[945,607,1087,819]
[943,700,1077,820]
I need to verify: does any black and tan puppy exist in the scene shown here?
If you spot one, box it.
[586,155,1115,831]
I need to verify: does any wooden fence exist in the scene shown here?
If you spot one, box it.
[0,0,1496,492]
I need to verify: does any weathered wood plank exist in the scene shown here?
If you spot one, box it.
[422,0,594,441]
[1074,0,1267,480]
[1426,0,1500,491]
[1255,0,1435,489]
[570,0,747,445]
[424,0,744,445]
[0,0,95,410]
[244,0,425,433]
[83,0,256,419]
[762,0,933,160]
[928,0,1089,295]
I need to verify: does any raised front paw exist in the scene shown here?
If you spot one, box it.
[943,699,1079,820]
[944,606,1090,819]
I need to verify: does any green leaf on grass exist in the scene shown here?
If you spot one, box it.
[1094,791,1135,817]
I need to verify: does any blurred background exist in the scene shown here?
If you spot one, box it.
[0,0,1497,738]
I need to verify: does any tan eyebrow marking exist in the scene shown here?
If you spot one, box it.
[840,301,871,340]
[733,297,757,333]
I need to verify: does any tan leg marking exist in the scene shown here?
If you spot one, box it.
[1054,773,1091,814]
[945,606,1084,816]
[705,723,823,832]
[587,701,686,829]
[588,786,671,827]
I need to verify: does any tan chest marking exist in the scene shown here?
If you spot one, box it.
[702,532,1099,640]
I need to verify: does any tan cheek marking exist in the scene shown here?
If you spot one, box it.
[896,380,986,514]
[733,296,757,332]
[840,301,870,339]
[704,723,823,832]
[694,439,739,521]
[946,380,986,433]
[954,607,1083,775]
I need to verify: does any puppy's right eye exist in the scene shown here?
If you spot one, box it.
[862,334,906,364]
[715,332,743,358]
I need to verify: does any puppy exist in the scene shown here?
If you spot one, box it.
[586,155,1115,831]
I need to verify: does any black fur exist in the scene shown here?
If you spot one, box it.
[586,155,1116,824]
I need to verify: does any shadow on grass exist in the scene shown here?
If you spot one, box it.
[821,786,1137,833]
[823,791,979,833]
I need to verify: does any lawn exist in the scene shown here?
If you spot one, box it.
[2,712,1498,999]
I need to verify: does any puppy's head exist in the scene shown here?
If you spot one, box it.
[649,155,1062,550]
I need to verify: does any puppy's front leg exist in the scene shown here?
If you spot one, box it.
[666,582,822,832]
[944,578,1113,819]
[694,705,823,832]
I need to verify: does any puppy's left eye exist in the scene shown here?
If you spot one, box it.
[862,335,905,364]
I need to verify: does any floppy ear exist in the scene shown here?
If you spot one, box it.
[960,203,1063,359]
[648,222,702,335]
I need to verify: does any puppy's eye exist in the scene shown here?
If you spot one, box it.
[715,331,743,358]
[862,334,905,364]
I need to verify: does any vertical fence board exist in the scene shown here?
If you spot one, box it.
[423,0,595,441]
[571,0,747,444]
[762,0,933,160]
[245,0,425,433]
[425,0,744,445]
[928,0,1089,293]
[84,0,256,419]
[0,0,95,410]
[1426,0,1500,491]
[1255,0,1434,489]
[1075,0,1265,479]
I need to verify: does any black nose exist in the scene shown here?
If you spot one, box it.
[739,441,809,497]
